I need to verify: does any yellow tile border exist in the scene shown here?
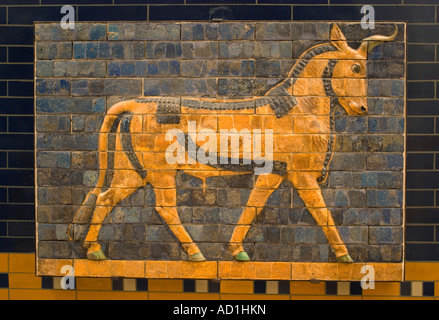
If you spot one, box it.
[37,259,403,281]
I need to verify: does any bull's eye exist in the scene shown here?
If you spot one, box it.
[351,64,361,74]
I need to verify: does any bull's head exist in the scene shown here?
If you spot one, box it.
[329,25,398,115]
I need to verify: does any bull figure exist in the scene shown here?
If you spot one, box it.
[68,24,397,263]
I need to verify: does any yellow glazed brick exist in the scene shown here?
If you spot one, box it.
[8,273,41,289]
[362,282,400,296]
[149,292,220,300]
[148,279,183,292]
[9,289,76,300]
[220,280,253,294]
[0,289,8,300]
[77,290,148,300]
[435,282,439,297]
[363,296,435,301]
[291,295,362,300]
[220,294,290,300]
[9,254,35,273]
[290,281,325,295]
[76,278,112,291]
[405,262,439,281]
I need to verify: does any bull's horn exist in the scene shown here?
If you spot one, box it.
[358,26,398,56]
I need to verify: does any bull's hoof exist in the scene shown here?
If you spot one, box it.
[87,249,106,260]
[189,252,206,262]
[234,251,250,262]
[337,254,353,263]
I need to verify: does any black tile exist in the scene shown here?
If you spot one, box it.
[0,8,5,25]
[406,243,439,261]
[183,279,195,292]
[254,280,266,294]
[408,45,435,62]
[0,0,39,3]
[0,274,8,288]
[8,47,34,63]
[8,6,65,25]
[407,171,439,189]
[423,282,435,296]
[43,0,112,3]
[208,280,220,293]
[0,27,34,45]
[78,6,148,21]
[0,48,5,63]
[436,226,439,242]
[0,117,6,132]
[406,208,439,224]
[408,25,439,43]
[8,188,34,204]
[8,81,34,97]
[0,170,34,187]
[278,280,290,294]
[407,136,439,152]
[0,82,6,97]
[408,63,439,81]
[0,65,33,80]
[331,0,401,3]
[149,5,291,20]
[407,100,439,116]
[0,152,5,168]
[8,221,35,237]
[0,237,35,252]
[114,0,183,3]
[0,98,34,115]
[407,153,434,170]
[112,278,123,291]
[294,6,361,21]
[0,204,35,220]
[326,281,337,295]
[0,134,34,150]
[350,282,362,295]
[407,82,435,100]
[8,152,34,169]
[406,225,435,242]
[0,222,6,236]
[407,117,434,134]
[406,191,434,207]
[406,0,439,3]
[0,188,6,203]
[187,0,253,3]
[8,116,34,133]
[136,279,148,291]
[259,0,326,3]
[42,277,54,289]
[400,282,411,296]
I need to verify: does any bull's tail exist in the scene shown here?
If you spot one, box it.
[67,100,136,241]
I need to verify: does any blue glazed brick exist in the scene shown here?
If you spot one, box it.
[181,23,219,40]
[330,153,365,170]
[36,115,71,132]
[368,117,404,133]
[338,226,368,244]
[360,172,403,189]
[369,227,403,244]
[36,98,105,114]
[37,151,71,169]
[36,79,71,96]
[367,154,404,171]
[53,61,107,78]
[108,23,180,41]
[108,60,180,77]
[182,42,218,59]
[368,79,405,97]
[145,42,182,59]
[335,116,368,133]
[218,23,255,40]
[72,79,142,96]
[36,61,54,78]
[36,42,72,60]
[367,190,403,208]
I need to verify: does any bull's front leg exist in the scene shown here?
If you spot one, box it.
[288,172,353,263]
[229,173,285,261]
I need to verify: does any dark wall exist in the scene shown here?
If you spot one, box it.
[0,0,437,261]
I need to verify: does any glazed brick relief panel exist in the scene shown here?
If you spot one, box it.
[35,22,406,280]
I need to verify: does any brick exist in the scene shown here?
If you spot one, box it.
[36,97,105,114]
[369,227,403,244]
[182,42,218,59]
[53,61,107,78]
[108,23,180,40]
[145,42,182,59]
[35,23,107,41]
[368,79,405,97]
[366,154,404,171]
[36,42,72,60]
[144,78,216,96]
[71,79,142,96]
[366,190,403,208]
[36,79,71,96]
[73,41,145,59]
[108,60,180,77]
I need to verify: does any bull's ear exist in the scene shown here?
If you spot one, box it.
[330,24,349,51]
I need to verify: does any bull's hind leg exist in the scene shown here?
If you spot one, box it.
[229,173,285,261]
[84,170,146,260]
[149,170,205,262]
[288,172,353,263]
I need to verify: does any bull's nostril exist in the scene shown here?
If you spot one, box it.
[361,106,367,112]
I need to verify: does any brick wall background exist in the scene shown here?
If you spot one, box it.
[0,0,438,300]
